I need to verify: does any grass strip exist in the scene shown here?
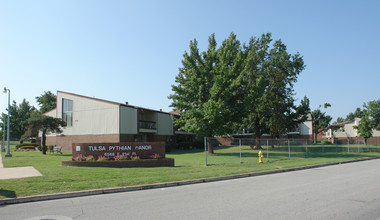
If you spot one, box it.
[1,144,380,199]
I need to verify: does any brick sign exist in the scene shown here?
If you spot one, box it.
[72,142,165,159]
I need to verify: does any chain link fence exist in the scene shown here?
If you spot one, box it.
[203,137,380,165]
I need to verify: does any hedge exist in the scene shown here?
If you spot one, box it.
[15,143,40,150]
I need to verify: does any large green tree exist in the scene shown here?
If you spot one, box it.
[170,32,306,152]
[36,91,56,113]
[238,34,307,148]
[24,114,66,154]
[239,34,272,148]
[169,34,218,153]
[263,41,307,138]
[169,33,244,153]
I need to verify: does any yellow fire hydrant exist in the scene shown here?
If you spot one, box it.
[258,150,264,163]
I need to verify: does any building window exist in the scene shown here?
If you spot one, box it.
[62,98,73,126]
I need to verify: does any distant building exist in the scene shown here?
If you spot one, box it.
[323,118,380,144]
[233,114,313,140]
[43,91,192,152]
[287,114,313,140]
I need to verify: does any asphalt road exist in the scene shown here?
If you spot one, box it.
[1,159,380,220]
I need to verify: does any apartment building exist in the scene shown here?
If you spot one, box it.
[44,91,176,152]
[324,118,380,144]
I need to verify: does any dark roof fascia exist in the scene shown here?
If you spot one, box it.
[327,120,355,129]
[58,91,122,106]
[57,91,171,115]
[42,108,57,115]
[121,104,171,115]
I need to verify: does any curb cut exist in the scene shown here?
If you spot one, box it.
[1,157,379,206]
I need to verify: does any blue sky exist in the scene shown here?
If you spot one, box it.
[0,0,379,120]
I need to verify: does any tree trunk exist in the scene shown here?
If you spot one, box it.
[207,137,214,154]
[254,118,262,149]
[42,130,47,155]
[254,134,262,149]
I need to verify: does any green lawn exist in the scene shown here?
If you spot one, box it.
[1,143,380,199]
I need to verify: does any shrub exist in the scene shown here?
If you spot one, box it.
[165,144,174,153]
[193,141,203,148]
[85,155,96,161]
[97,156,109,161]
[131,156,140,160]
[178,142,190,150]
[250,145,262,150]
[151,153,162,159]
[15,143,40,150]
[73,154,86,161]
[178,141,204,150]
[37,145,47,152]
[321,140,331,145]
[288,141,302,146]
[20,146,36,150]
[114,155,130,161]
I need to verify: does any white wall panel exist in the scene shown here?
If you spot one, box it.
[57,92,119,135]
[157,113,173,135]
[120,106,138,134]
[300,121,312,135]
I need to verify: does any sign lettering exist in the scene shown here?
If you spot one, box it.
[72,142,165,159]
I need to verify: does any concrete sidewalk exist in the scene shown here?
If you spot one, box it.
[0,153,43,180]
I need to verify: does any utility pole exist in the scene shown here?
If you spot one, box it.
[3,87,12,157]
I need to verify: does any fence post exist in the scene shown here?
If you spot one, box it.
[266,139,269,161]
[348,139,350,153]
[367,140,369,152]
[204,137,207,166]
[357,140,360,153]
[239,138,242,163]
[288,139,290,158]
[305,140,308,158]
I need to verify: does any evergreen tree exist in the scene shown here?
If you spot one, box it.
[345,107,364,121]
[36,91,56,113]
[24,114,66,154]
[0,99,36,140]
[311,104,332,144]
[335,117,345,123]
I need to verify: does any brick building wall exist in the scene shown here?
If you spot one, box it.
[46,134,173,152]
[46,134,120,152]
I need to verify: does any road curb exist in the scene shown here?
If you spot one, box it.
[1,156,379,206]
